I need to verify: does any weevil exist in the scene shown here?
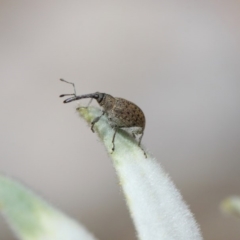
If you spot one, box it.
[60,79,146,157]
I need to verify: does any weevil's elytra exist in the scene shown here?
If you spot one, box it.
[60,79,147,157]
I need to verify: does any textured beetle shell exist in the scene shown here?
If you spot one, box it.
[105,97,145,131]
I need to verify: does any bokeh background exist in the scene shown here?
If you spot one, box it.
[0,1,240,239]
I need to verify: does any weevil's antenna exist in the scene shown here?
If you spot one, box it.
[60,79,95,106]
[59,79,77,97]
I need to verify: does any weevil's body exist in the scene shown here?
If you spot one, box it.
[99,94,145,131]
[60,79,146,157]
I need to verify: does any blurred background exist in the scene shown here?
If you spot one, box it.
[0,0,240,239]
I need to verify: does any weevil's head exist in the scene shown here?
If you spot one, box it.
[94,92,116,110]
[93,92,105,105]
[84,92,115,111]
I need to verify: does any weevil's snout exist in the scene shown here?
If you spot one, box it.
[60,92,104,104]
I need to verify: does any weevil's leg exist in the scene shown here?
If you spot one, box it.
[91,111,105,132]
[80,98,93,109]
[142,147,147,158]
[138,130,147,158]
[138,131,144,146]
[87,98,94,107]
[59,78,77,97]
[111,128,118,153]
[132,132,136,139]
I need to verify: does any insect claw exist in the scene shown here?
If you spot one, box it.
[91,124,95,133]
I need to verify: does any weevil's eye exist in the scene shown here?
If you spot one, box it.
[95,93,104,104]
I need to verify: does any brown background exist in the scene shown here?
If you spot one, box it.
[0,1,240,239]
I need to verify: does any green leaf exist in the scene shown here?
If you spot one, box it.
[77,106,203,240]
[0,174,98,240]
